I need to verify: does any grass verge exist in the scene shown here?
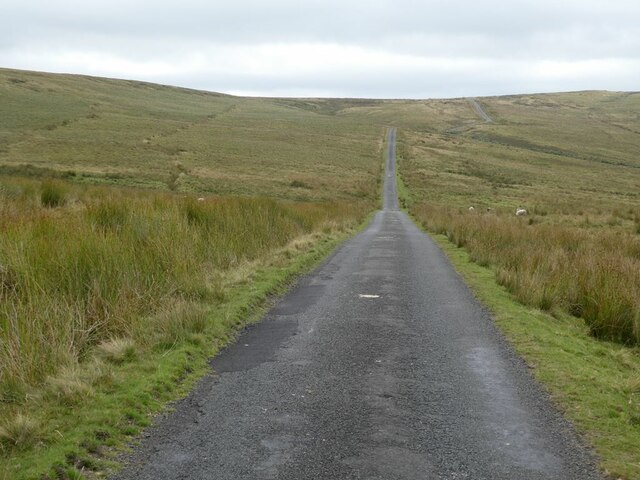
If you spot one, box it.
[0,219,365,480]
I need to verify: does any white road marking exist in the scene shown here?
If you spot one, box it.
[358,294,380,298]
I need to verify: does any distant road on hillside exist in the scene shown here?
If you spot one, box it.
[469,97,493,123]
[113,128,600,480]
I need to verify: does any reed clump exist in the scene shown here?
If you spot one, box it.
[0,414,43,453]
[40,180,67,208]
[412,204,640,345]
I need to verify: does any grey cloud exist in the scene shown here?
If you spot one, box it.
[2,0,639,97]
[6,1,640,47]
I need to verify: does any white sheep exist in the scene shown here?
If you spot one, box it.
[515,207,527,216]
[468,206,475,212]
[197,197,205,202]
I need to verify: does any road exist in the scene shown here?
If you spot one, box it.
[468,98,493,123]
[113,129,600,479]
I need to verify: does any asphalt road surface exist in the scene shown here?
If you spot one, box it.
[113,128,600,479]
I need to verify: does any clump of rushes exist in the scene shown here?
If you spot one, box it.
[40,180,67,207]
[0,414,43,452]
[87,201,130,233]
[95,338,137,365]
[44,366,94,405]
[412,204,640,345]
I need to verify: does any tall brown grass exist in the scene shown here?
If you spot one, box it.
[0,178,367,401]
[412,204,640,345]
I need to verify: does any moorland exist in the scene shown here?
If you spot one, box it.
[1,68,639,478]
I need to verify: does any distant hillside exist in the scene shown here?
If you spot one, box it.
[0,68,386,202]
[2,67,639,207]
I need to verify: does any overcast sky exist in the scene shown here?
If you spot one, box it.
[2,0,639,98]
